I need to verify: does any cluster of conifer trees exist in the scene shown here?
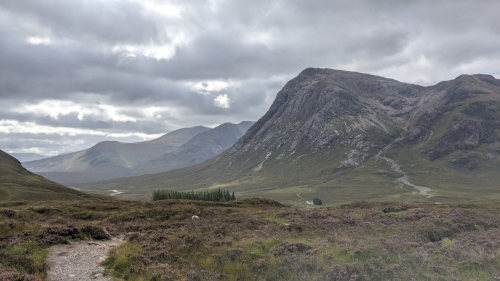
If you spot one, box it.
[152,188,236,202]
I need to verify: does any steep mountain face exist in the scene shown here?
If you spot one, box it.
[139,121,254,174]
[80,68,499,204]
[25,123,253,185]
[227,68,422,163]
[405,74,500,161]
[0,150,91,201]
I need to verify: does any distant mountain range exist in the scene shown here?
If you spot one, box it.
[0,149,93,201]
[10,153,48,162]
[24,122,253,185]
[79,68,499,204]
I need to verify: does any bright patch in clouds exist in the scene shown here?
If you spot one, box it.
[26,36,51,45]
[14,100,136,122]
[214,94,230,109]
[0,119,160,140]
[112,44,177,60]
[137,0,182,18]
[192,80,230,95]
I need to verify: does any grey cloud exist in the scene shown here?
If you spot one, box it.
[0,132,154,155]
[0,0,163,45]
[1,0,499,154]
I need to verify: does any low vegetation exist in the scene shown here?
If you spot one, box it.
[1,199,499,280]
[152,189,236,202]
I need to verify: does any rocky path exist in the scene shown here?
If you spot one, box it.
[376,135,432,197]
[47,236,124,281]
[377,155,432,197]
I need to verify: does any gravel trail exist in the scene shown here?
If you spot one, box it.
[376,134,432,197]
[47,236,124,281]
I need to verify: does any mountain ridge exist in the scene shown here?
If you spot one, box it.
[78,69,500,204]
[25,122,253,184]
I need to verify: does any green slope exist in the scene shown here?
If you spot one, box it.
[0,150,96,201]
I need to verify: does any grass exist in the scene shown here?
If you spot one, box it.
[102,242,145,280]
[0,150,100,202]
[1,198,499,280]
[78,132,500,206]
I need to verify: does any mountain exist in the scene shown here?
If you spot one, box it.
[136,121,254,174]
[79,68,500,204]
[10,153,48,162]
[24,126,209,184]
[25,123,253,185]
[0,149,92,201]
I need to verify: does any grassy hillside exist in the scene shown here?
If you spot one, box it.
[0,150,96,201]
[78,141,500,205]
[1,199,499,280]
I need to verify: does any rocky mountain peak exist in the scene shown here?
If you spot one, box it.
[82,69,499,204]
[229,68,421,160]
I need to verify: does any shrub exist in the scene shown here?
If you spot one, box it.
[0,209,16,218]
[441,238,455,249]
[312,198,323,205]
[0,272,42,281]
[81,226,110,240]
[340,215,355,225]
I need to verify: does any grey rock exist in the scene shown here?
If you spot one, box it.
[339,150,369,168]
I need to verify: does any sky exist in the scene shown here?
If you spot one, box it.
[1,0,499,156]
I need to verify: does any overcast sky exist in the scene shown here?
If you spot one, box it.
[1,0,499,156]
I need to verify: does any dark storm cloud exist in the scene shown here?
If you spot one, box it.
[1,0,499,154]
[0,0,162,44]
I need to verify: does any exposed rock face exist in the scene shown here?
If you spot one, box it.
[447,151,480,170]
[227,68,422,160]
[404,74,500,160]
[429,119,495,159]
[222,69,499,167]
[339,150,369,168]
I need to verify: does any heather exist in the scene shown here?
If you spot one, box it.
[0,199,499,280]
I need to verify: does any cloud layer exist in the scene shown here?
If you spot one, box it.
[1,0,499,155]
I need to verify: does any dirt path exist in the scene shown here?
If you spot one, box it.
[377,155,432,197]
[376,134,432,197]
[47,236,124,281]
[296,192,304,200]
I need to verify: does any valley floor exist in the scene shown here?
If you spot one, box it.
[1,199,499,280]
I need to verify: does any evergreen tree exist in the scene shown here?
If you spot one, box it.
[152,189,237,202]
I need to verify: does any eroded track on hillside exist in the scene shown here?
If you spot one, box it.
[376,136,432,197]
[47,236,124,281]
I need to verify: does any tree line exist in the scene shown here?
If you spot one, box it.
[152,189,236,202]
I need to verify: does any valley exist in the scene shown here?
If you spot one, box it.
[24,122,253,185]
[1,68,499,281]
[77,69,500,205]
[2,1,499,280]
